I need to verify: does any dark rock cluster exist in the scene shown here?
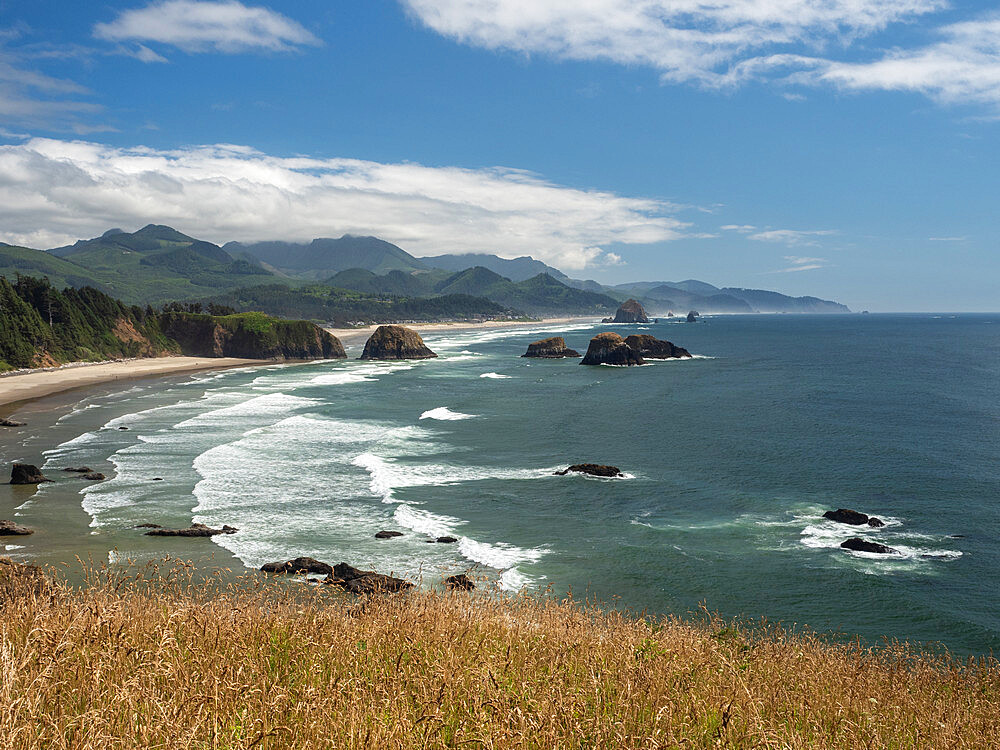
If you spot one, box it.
[824,508,885,528]
[623,334,691,360]
[554,464,623,478]
[521,337,580,358]
[580,332,645,366]
[144,523,238,537]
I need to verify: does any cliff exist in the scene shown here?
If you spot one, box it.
[359,325,437,360]
[157,311,345,360]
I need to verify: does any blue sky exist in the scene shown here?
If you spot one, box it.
[0,0,998,310]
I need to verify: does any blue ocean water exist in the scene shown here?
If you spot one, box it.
[14,314,1000,652]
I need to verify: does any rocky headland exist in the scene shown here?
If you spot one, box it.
[521,337,580,358]
[360,325,437,360]
[580,333,644,366]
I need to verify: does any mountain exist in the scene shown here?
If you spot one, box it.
[0,243,110,293]
[325,265,619,315]
[718,288,850,313]
[421,253,569,283]
[229,235,427,279]
[39,225,276,304]
[613,279,849,314]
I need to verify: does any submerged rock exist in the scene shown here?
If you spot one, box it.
[360,325,437,360]
[867,517,886,528]
[436,536,459,544]
[375,530,404,539]
[62,467,93,473]
[554,464,623,478]
[623,334,691,360]
[0,520,33,536]
[521,337,580,358]
[134,523,162,529]
[324,562,413,594]
[580,332,644,366]
[144,523,238,537]
[445,573,475,591]
[613,299,650,324]
[9,464,51,485]
[841,537,897,555]
[0,418,25,427]
[686,311,699,322]
[261,557,333,575]
[82,473,105,481]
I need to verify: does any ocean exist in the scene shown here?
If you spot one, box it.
[2,313,999,653]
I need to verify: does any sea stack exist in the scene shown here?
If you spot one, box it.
[521,337,580,358]
[360,325,437,360]
[580,333,644,366]
[686,311,699,322]
[624,335,691,360]
[9,464,51,485]
[612,299,650,324]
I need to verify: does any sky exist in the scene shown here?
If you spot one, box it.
[0,0,998,311]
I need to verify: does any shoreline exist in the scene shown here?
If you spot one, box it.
[0,356,264,412]
[0,316,599,414]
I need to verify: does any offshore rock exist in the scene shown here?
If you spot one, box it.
[580,332,644,366]
[261,557,333,576]
[0,520,33,536]
[612,299,650,324]
[0,419,25,427]
[144,523,238,537]
[686,311,699,322]
[82,473,106,481]
[624,334,691,360]
[360,325,437,360]
[324,562,413,594]
[63,467,93,473]
[10,464,51,485]
[824,509,873,526]
[554,464,623,478]
[445,574,475,591]
[841,537,897,555]
[521,337,580,358]
[436,536,459,544]
[375,530,404,539]
[867,517,886,528]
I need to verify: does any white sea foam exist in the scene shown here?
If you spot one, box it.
[479,372,511,379]
[393,504,465,537]
[420,407,476,421]
[427,323,593,351]
[173,392,319,429]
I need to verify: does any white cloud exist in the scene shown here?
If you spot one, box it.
[0,51,102,129]
[928,235,966,241]
[93,0,320,55]
[805,16,1000,107]
[0,138,689,271]
[749,228,836,246]
[770,255,829,272]
[400,0,944,87]
[721,224,756,233]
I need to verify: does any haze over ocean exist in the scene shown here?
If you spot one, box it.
[6,314,999,653]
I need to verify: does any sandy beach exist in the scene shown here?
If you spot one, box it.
[0,357,261,409]
[0,317,597,411]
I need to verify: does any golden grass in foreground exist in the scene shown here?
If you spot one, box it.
[1,560,998,749]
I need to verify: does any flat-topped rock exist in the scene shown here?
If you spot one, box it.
[81,473,105,481]
[375,530,404,539]
[324,562,413,594]
[360,325,437,360]
[580,332,644,366]
[521,337,580,358]
[841,537,897,555]
[0,520,33,536]
[555,464,623,478]
[261,557,333,575]
[62,467,93,473]
[612,299,649,324]
[144,523,238,537]
[624,334,691,360]
[824,508,885,527]
[10,464,51,485]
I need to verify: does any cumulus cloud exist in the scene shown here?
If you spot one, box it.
[804,16,1000,107]
[0,138,689,270]
[400,0,944,87]
[749,228,836,246]
[93,0,320,55]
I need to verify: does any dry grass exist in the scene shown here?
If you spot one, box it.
[0,559,998,749]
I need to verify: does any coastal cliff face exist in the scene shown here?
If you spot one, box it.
[360,325,437,360]
[158,311,345,360]
[613,299,650,324]
[624,334,691,359]
[580,332,645,366]
[521,337,581,358]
